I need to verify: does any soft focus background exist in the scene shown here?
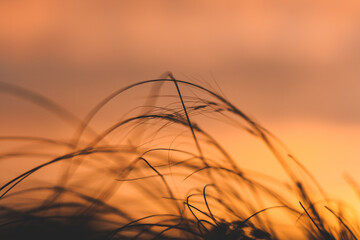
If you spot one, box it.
[1,0,360,209]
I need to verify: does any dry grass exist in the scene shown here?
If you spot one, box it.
[0,74,358,239]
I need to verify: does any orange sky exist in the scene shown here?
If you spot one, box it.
[1,0,360,212]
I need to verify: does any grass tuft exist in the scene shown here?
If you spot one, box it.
[0,73,358,239]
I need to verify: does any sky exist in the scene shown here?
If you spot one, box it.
[1,0,360,209]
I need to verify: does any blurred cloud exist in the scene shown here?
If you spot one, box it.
[1,0,360,123]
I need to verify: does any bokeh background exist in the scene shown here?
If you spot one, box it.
[1,0,360,209]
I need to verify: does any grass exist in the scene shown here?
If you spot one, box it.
[0,73,358,239]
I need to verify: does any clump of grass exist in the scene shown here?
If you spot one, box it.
[0,74,358,239]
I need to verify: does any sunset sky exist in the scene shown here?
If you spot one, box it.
[1,0,360,210]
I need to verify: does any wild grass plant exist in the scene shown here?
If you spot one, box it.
[0,74,358,239]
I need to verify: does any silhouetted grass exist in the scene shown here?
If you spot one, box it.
[0,74,358,239]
